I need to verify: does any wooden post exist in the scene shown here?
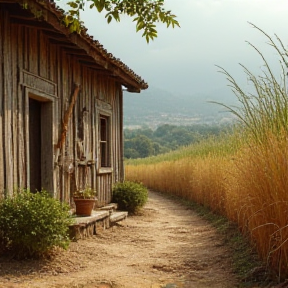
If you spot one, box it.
[55,84,81,166]
[55,83,81,202]
[57,84,81,151]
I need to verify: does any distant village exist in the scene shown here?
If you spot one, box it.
[124,106,237,129]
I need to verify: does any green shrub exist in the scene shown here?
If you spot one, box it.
[112,181,148,213]
[0,189,73,258]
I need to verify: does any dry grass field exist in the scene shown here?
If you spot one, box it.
[125,133,288,282]
[126,26,288,282]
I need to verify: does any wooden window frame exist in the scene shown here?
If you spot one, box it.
[98,111,112,174]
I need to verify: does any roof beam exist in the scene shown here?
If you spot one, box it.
[2,0,148,91]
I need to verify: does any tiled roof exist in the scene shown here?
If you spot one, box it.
[9,0,149,92]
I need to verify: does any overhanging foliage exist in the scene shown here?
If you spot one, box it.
[58,0,180,42]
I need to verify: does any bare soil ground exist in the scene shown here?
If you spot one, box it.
[0,191,247,288]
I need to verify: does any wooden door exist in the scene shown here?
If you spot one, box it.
[28,92,54,194]
[29,98,42,192]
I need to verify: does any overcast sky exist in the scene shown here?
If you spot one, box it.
[59,0,288,97]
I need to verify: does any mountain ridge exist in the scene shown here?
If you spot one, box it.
[123,86,238,128]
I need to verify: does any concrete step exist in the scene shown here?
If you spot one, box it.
[98,203,118,213]
[69,210,109,240]
[110,211,128,224]
[73,210,109,225]
[69,208,128,240]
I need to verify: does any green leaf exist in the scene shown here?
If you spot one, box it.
[149,27,157,34]
[136,21,145,32]
[107,14,113,24]
[94,0,105,12]
[67,1,78,9]
[112,10,120,22]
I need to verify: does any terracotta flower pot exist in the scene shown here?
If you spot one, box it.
[73,198,96,216]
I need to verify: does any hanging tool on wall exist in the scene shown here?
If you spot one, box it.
[55,83,81,164]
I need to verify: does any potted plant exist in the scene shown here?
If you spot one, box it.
[73,187,97,216]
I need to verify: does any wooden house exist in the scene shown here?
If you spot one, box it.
[0,0,148,206]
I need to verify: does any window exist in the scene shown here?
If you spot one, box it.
[100,115,111,167]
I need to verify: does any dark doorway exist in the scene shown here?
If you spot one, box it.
[29,98,42,192]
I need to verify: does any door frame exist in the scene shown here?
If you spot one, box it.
[24,87,55,194]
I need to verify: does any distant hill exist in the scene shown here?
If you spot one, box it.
[123,86,238,128]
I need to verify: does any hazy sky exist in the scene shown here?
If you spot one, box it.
[59,0,288,96]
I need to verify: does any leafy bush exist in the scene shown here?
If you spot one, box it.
[0,189,73,258]
[112,181,148,213]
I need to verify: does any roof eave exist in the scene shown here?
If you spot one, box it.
[3,0,148,92]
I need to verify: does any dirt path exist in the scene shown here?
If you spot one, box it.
[0,191,239,288]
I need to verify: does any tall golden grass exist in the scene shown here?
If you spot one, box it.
[125,133,288,280]
[225,134,288,280]
[125,26,288,281]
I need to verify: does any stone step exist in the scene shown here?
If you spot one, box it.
[110,211,128,224]
[73,210,109,225]
[69,210,110,240]
[69,209,128,240]
[98,203,118,213]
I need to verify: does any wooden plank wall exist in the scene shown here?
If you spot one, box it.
[0,9,124,205]
[17,25,26,190]
[3,10,13,195]
[0,9,4,197]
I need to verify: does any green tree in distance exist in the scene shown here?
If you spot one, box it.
[57,0,180,42]
[124,124,229,159]
[125,135,154,158]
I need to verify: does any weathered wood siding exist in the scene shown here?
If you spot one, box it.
[0,7,124,205]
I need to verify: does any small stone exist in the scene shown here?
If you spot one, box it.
[163,284,177,288]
